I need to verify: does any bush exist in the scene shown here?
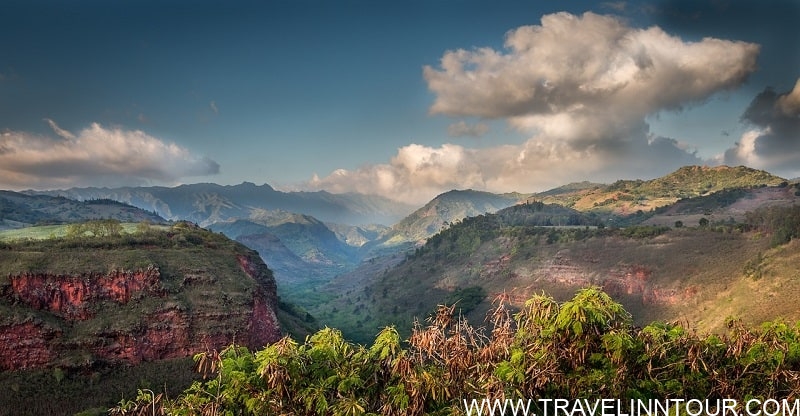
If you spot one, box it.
[112,288,800,415]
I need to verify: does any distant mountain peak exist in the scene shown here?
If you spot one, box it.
[385,190,527,243]
[236,181,274,191]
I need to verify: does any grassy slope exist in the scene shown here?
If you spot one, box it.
[681,238,800,332]
[0,223,168,241]
[535,165,787,216]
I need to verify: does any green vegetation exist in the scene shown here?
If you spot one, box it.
[745,205,800,247]
[113,288,800,415]
[316,197,800,344]
[443,285,487,316]
[0,358,198,416]
[536,165,786,215]
[602,165,783,200]
[654,187,749,215]
[277,299,322,340]
[0,221,164,242]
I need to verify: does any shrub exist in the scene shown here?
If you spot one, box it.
[112,288,800,415]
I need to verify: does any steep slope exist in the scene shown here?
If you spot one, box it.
[0,191,164,230]
[207,218,340,290]
[642,183,800,227]
[317,201,603,342]
[377,189,527,245]
[29,182,415,226]
[245,210,359,266]
[209,215,362,313]
[210,214,359,272]
[325,222,387,248]
[0,222,281,371]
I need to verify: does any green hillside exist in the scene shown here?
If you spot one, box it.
[209,216,362,312]
[318,197,800,344]
[535,165,786,215]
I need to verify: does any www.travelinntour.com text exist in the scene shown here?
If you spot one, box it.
[462,398,800,416]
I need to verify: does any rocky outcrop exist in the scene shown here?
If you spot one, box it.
[237,254,282,347]
[0,321,60,370]
[529,253,695,306]
[0,244,282,371]
[9,266,162,321]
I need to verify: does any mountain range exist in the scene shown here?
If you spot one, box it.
[27,182,415,227]
[6,165,800,346]
[312,167,800,343]
[0,191,164,230]
[4,164,800,413]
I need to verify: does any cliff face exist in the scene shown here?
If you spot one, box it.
[238,254,282,347]
[9,267,162,321]
[0,225,282,371]
[534,254,695,306]
[0,321,60,370]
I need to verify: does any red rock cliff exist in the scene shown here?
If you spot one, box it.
[9,266,162,321]
[1,251,282,371]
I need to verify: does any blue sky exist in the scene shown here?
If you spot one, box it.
[1,0,798,203]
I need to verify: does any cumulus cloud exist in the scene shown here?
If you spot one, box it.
[0,121,219,190]
[777,79,800,116]
[447,121,489,138]
[722,79,800,178]
[304,12,759,203]
[424,12,758,146]
[306,137,703,204]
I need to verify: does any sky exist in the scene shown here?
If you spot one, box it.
[0,0,798,204]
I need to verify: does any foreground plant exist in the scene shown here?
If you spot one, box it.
[111,287,800,415]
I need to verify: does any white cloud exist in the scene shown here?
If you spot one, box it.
[308,144,484,203]
[0,121,219,190]
[723,79,800,178]
[777,79,800,116]
[303,12,756,202]
[305,137,703,204]
[423,11,759,147]
[447,121,489,138]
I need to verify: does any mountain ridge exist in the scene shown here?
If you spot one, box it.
[532,165,787,216]
[27,182,416,227]
[0,190,165,230]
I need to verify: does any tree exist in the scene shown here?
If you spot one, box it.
[674,220,683,228]
[699,217,709,228]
